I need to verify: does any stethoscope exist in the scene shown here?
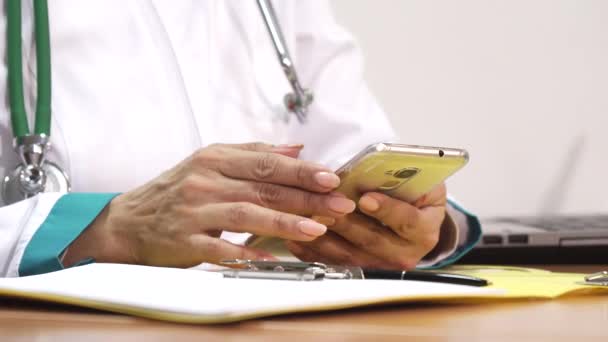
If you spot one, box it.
[1,0,313,205]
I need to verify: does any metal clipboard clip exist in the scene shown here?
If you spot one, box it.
[580,271,608,286]
[218,260,355,281]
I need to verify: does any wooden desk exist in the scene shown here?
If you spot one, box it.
[1,265,607,341]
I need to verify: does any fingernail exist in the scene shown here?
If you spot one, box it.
[271,145,303,158]
[298,220,327,236]
[312,215,336,226]
[413,195,427,208]
[328,196,356,214]
[359,196,380,212]
[314,171,340,188]
[273,144,304,149]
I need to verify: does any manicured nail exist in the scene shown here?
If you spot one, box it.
[328,196,356,214]
[298,220,327,236]
[271,145,303,158]
[312,216,336,226]
[413,194,427,208]
[314,171,340,188]
[273,144,304,149]
[359,196,380,212]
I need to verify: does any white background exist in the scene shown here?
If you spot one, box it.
[331,0,608,218]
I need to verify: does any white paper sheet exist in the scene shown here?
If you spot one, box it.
[0,263,503,323]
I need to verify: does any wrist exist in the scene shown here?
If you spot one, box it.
[62,195,134,267]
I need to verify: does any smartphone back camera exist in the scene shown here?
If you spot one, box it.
[393,168,419,179]
[378,167,420,190]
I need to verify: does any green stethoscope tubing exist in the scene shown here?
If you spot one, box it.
[7,0,52,138]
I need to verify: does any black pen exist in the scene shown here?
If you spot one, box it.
[359,268,489,287]
[218,260,490,286]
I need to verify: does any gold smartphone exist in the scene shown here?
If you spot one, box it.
[335,143,469,203]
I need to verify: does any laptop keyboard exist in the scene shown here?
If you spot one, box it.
[493,215,608,232]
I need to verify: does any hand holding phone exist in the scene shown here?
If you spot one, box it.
[286,142,467,269]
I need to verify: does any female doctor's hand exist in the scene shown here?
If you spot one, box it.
[63,143,356,268]
[285,184,447,270]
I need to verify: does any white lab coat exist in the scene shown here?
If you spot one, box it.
[0,0,469,277]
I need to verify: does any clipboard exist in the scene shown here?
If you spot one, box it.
[0,263,606,324]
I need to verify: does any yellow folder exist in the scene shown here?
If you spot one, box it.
[444,265,608,299]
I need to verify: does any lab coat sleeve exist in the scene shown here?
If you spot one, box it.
[287,0,481,267]
[0,193,116,277]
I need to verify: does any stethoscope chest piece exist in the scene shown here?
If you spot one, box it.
[2,161,70,205]
[1,135,70,206]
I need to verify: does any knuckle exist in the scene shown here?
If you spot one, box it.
[196,177,219,192]
[242,142,267,151]
[370,202,392,221]
[193,147,211,161]
[192,147,223,167]
[271,212,293,234]
[348,226,383,250]
[202,238,222,257]
[300,191,318,211]
[237,247,251,261]
[361,233,386,251]
[177,176,217,201]
[255,183,284,207]
[397,209,421,234]
[253,153,281,180]
[225,202,252,226]
[294,159,308,184]
[171,204,195,222]
[177,176,201,200]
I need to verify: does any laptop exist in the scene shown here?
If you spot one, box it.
[458,214,608,264]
